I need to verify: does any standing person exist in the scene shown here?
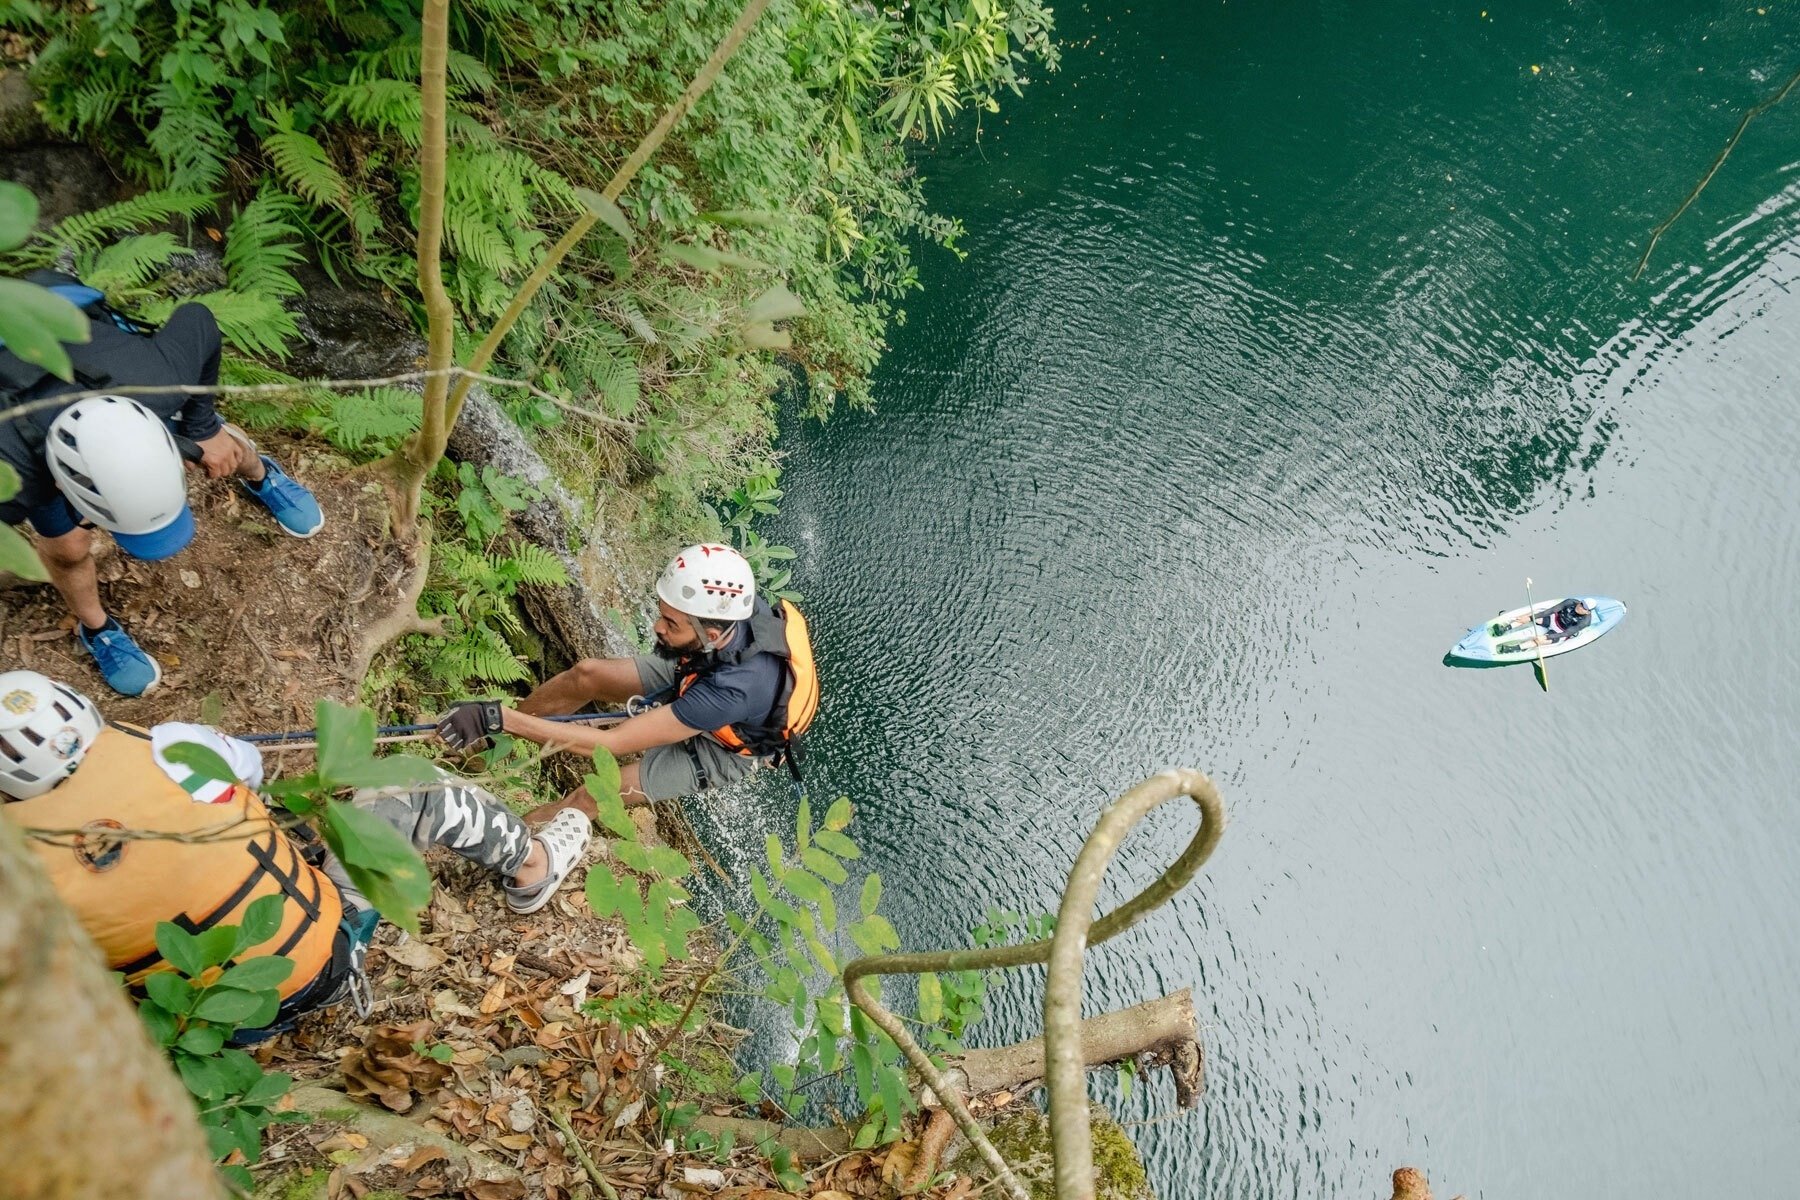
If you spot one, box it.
[0,280,323,695]
[436,543,818,812]
[0,670,591,1038]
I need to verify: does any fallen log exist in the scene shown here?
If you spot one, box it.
[692,989,1203,1165]
[946,988,1203,1109]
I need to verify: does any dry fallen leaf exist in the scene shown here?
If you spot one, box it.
[384,938,448,971]
[397,1145,450,1173]
[315,1131,370,1154]
[479,978,508,1014]
[881,1141,919,1189]
[179,569,202,588]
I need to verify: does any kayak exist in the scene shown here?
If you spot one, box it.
[1445,595,1627,666]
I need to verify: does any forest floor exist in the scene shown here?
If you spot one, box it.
[2,438,985,1200]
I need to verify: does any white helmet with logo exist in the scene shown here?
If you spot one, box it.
[0,671,104,800]
[655,543,756,622]
[45,395,195,560]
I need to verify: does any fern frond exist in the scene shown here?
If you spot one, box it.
[323,78,422,145]
[505,542,569,587]
[262,104,351,211]
[223,187,306,300]
[352,41,496,93]
[76,232,180,297]
[19,189,213,265]
[442,207,519,277]
[189,289,299,359]
[146,82,231,190]
[311,386,421,455]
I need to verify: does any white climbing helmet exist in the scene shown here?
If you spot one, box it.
[0,671,104,800]
[655,543,756,622]
[45,395,195,560]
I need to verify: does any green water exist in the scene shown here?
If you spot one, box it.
[703,3,1800,1196]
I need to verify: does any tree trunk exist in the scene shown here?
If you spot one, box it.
[0,817,223,1200]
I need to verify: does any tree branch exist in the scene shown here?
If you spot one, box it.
[1634,61,1800,281]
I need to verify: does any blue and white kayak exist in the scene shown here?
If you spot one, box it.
[1446,595,1627,666]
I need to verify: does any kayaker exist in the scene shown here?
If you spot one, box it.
[1501,597,1594,645]
[0,670,591,1038]
[436,543,817,813]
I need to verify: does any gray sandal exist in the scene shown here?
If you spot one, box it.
[505,809,592,914]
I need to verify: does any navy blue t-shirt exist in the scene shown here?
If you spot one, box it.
[669,623,785,736]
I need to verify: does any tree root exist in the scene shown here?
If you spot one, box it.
[843,770,1226,1200]
[346,535,446,688]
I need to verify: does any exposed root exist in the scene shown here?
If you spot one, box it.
[346,535,446,688]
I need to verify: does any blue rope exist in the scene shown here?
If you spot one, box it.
[237,709,632,745]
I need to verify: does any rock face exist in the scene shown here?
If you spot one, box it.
[286,276,637,665]
[0,70,124,226]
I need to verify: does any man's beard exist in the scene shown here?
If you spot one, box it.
[652,634,690,661]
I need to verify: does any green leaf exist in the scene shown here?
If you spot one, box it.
[238,988,281,1031]
[589,747,625,821]
[813,830,860,860]
[178,1024,227,1055]
[850,1041,875,1104]
[743,284,805,326]
[330,753,443,791]
[240,1070,293,1108]
[794,796,812,853]
[138,1000,179,1046]
[661,241,724,272]
[217,956,295,992]
[219,1048,264,1093]
[220,1164,255,1192]
[917,972,944,1024]
[0,181,38,249]
[585,863,626,918]
[155,922,207,979]
[577,187,634,244]
[860,872,882,918]
[235,894,286,952]
[193,925,239,970]
[876,1063,913,1136]
[860,912,900,952]
[764,834,785,879]
[801,846,848,885]
[145,970,196,1015]
[314,700,377,784]
[322,801,432,935]
[749,868,797,927]
[177,1051,229,1100]
[0,278,90,384]
[160,741,241,788]
[780,869,836,932]
[735,1073,761,1104]
[699,208,783,229]
[193,987,268,1024]
[0,524,45,582]
[823,797,853,831]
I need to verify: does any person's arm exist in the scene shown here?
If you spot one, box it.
[501,704,700,758]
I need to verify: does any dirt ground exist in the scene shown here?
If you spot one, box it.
[1,434,411,733]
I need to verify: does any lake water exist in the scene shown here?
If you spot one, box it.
[701,3,1800,1196]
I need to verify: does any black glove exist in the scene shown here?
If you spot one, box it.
[437,700,506,750]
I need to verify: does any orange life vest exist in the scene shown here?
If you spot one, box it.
[4,727,341,999]
[676,597,819,763]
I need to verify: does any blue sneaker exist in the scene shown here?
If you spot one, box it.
[77,618,162,697]
[243,455,325,538]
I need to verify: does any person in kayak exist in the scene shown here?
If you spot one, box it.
[1499,597,1594,645]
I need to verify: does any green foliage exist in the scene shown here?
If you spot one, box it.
[413,462,569,694]
[582,784,981,1152]
[0,182,91,395]
[131,893,296,1193]
[21,0,1054,538]
[707,467,800,602]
